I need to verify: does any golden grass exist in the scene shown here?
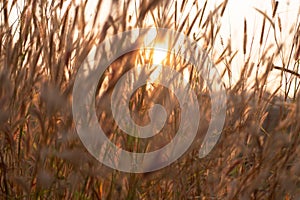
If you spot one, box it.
[0,0,300,199]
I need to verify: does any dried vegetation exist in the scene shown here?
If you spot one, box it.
[0,0,300,199]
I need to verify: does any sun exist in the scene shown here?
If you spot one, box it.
[152,49,168,64]
[148,49,168,83]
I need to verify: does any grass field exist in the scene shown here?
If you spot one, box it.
[1,0,300,199]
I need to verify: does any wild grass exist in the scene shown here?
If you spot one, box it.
[0,0,300,199]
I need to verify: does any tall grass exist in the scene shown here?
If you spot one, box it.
[0,0,300,199]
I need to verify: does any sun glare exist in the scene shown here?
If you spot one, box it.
[152,49,168,64]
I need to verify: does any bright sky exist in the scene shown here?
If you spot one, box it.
[7,0,300,96]
[219,0,299,92]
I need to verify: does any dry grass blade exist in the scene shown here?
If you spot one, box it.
[220,0,228,17]
[273,65,300,78]
[272,1,278,18]
[137,1,160,27]
[254,8,275,29]
[201,2,223,29]
[277,16,282,33]
[243,18,247,55]
[260,17,266,46]
[186,9,201,36]
[180,0,187,13]
[198,0,207,28]
[294,25,300,60]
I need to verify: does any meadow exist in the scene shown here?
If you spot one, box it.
[0,0,300,199]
